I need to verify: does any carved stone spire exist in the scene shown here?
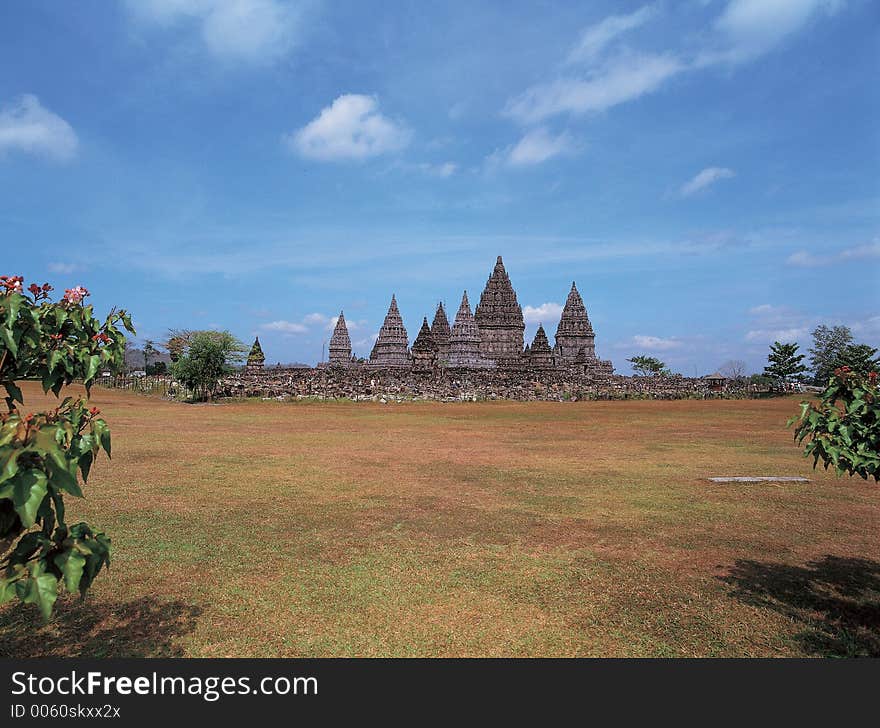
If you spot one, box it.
[411,317,437,372]
[554,281,596,361]
[370,295,410,367]
[246,336,265,370]
[430,301,451,364]
[529,324,553,369]
[448,291,489,368]
[328,311,351,366]
[474,255,524,366]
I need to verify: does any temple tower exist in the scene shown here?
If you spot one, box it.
[474,256,525,366]
[528,324,554,369]
[369,294,410,367]
[328,311,352,366]
[411,317,437,373]
[246,336,265,371]
[554,282,596,361]
[430,302,451,365]
[448,291,489,368]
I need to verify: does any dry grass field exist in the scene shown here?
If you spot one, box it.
[2,381,878,657]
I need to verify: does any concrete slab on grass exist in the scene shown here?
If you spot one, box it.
[707,476,810,483]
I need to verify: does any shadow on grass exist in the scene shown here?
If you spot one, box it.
[720,555,880,657]
[0,595,203,658]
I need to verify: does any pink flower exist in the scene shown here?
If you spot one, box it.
[1,275,24,293]
[62,285,90,304]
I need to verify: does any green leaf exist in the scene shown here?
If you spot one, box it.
[54,550,86,594]
[78,450,93,482]
[20,568,58,621]
[85,354,100,382]
[93,419,111,457]
[12,470,48,528]
[0,326,17,358]
[3,381,23,405]
[0,578,18,605]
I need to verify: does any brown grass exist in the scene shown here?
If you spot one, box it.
[2,382,877,657]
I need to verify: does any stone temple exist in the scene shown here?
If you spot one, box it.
[326,256,613,377]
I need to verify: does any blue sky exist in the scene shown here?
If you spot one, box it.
[1,0,877,373]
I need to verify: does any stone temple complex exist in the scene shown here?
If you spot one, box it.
[319,256,613,377]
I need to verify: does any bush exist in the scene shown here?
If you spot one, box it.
[171,330,245,401]
[789,367,879,481]
[0,276,133,618]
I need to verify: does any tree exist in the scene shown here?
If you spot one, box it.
[719,360,747,380]
[171,330,245,400]
[145,361,166,376]
[163,329,193,363]
[764,342,807,386]
[627,355,669,376]
[810,325,853,386]
[834,343,880,376]
[143,339,158,372]
[789,367,878,482]
[1,276,134,618]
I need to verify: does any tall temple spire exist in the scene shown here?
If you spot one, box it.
[448,291,489,368]
[474,255,524,365]
[430,301,451,364]
[328,310,352,365]
[554,281,596,361]
[369,294,410,367]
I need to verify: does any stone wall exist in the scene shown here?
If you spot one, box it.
[219,366,744,402]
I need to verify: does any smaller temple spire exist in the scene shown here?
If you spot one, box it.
[328,310,352,366]
[411,316,437,372]
[528,324,553,369]
[370,294,410,367]
[430,301,452,365]
[246,336,265,370]
[448,290,489,368]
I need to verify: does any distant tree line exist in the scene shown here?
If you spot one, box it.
[626,323,877,388]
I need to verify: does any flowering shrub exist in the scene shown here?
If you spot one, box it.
[0,277,134,618]
[788,366,879,482]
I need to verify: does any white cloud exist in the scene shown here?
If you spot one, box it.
[418,161,457,177]
[260,319,308,334]
[745,327,808,342]
[0,95,78,162]
[522,302,563,325]
[504,1,847,126]
[787,240,879,267]
[632,335,681,351]
[285,94,411,161]
[748,303,778,315]
[127,0,301,63]
[506,128,579,166]
[839,240,880,260]
[505,52,685,125]
[262,313,366,336]
[567,4,658,64]
[47,262,81,274]
[679,167,735,197]
[710,0,844,64]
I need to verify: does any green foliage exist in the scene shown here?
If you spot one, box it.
[834,343,879,376]
[0,276,133,618]
[171,330,245,400]
[809,325,853,386]
[788,367,879,482]
[627,355,670,377]
[764,341,807,386]
[145,361,167,376]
